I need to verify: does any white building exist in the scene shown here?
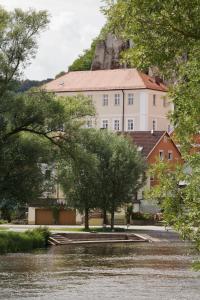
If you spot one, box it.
[44,68,172,132]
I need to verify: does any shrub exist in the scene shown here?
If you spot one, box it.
[0,227,50,254]
[132,212,154,221]
[0,219,8,224]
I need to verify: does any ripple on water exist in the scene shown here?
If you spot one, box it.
[0,242,199,300]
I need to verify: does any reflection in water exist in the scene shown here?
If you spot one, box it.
[0,242,199,300]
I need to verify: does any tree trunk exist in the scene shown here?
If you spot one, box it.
[110,209,115,230]
[103,208,107,225]
[84,207,89,230]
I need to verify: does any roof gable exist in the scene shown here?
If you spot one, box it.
[125,131,165,157]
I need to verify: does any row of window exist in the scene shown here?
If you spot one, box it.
[152,95,168,107]
[159,150,173,160]
[87,119,135,131]
[102,93,134,106]
[102,119,134,131]
[88,94,168,107]
[87,119,171,132]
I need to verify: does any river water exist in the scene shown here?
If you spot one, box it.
[0,242,199,300]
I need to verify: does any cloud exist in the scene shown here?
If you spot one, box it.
[0,0,105,79]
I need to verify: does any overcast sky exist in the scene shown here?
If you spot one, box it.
[0,0,105,80]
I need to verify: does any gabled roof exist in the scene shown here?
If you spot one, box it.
[44,69,167,92]
[125,131,166,157]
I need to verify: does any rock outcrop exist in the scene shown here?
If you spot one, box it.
[91,33,130,70]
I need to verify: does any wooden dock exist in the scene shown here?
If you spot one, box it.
[48,232,149,246]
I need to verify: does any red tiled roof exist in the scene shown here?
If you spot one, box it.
[44,69,167,92]
[125,131,165,157]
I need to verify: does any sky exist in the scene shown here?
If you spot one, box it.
[0,0,105,80]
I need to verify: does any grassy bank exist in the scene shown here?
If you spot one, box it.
[0,228,50,254]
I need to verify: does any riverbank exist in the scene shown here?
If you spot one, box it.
[0,224,182,240]
[0,228,50,254]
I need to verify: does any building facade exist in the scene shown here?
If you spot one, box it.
[45,69,172,133]
[127,131,183,213]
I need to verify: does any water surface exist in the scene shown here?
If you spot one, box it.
[0,242,199,300]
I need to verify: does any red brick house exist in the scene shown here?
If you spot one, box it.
[127,131,183,213]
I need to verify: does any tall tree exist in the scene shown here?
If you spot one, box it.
[60,129,146,230]
[0,6,95,219]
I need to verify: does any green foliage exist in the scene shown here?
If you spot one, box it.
[132,212,153,221]
[0,219,7,224]
[55,71,66,79]
[103,0,200,251]
[60,129,146,229]
[68,39,97,71]
[103,0,200,75]
[0,227,50,254]
[18,78,53,92]
[148,160,200,250]
[0,6,95,220]
[0,7,49,83]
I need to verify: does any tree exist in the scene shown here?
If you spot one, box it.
[60,129,146,230]
[0,6,95,220]
[55,71,66,79]
[59,139,99,230]
[100,131,146,229]
[68,39,97,71]
[103,0,200,246]
[148,160,200,251]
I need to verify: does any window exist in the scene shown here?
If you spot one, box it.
[168,151,173,160]
[128,93,134,105]
[114,94,120,105]
[163,96,167,107]
[102,94,108,106]
[159,150,164,160]
[87,95,93,101]
[128,119,134,131]
[102,120,108,129]
[114,120,120,131]
[153,94,156,106]
[152,119,157,131]
[86,120,92,128]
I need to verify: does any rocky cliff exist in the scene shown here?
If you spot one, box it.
[91,33,130,70]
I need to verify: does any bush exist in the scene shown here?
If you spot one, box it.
[0,227,50,254]
[0,219,8,224]
[132,212,154,221]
